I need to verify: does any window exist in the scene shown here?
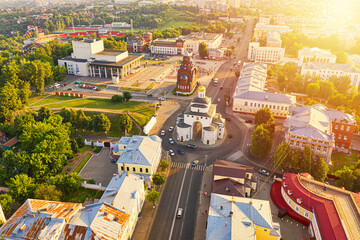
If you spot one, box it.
[126,167,129,171]
[277,106,280,110]
[281,106,284,110]
[295,206,300,212]
[285,107,288,111]
[338,134,342,139]
[341,125,344,130]
[146,168,149,173]
[305,212,309,218]
[250,103,253,107]
[335,124,339,129]
[140,168,143,172]
[347,126,350,131]
[296,142,300,146]
[288,199,292,205]
[121,166,124,171]
[344,135,348,140]
[290,141,294,146]
[262,104,264,108]
[245,101,248,106]
[133,167,136,172]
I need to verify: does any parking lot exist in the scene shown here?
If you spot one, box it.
[79,148,118,186]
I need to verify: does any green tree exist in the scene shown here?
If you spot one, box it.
[34,184,62,201]
[250,125,272,157]
[329,75,351,95]
[152,173,166,186]
[119,114,133,133]
[8,174,36,203]
[301,145,312,173]
[334,51,347,64]
[0,194,13,214]
[14,113,36,135]
[0,81,23,123]
[75,110,92,130]
[123,91,132,102]
[37,107,54,122]
[273,142,292,169]
[91,113,111,132]
[198,42,209,59]
[71,139,79,153]
[49,173,81,194]
[76,135,85,148]
[277,73,286,91]
[19,82,32,105]
[146,189,160,206]
[306,82,320,99]
[59,108,77,123]
[111,95,124,103]
[267,69,274,77]
[335,166,355,190]
[318,80,335,101]
[311,158,328,182]
[254,108,275,134]
[159,160,170,172]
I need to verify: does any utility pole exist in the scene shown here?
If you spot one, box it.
[130,19,133,34]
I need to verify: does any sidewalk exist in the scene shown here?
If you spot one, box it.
[148,100,180,136]
[132,201,156,240]
[193,165,213,240]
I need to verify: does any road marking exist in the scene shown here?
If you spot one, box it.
[171,162,205,171]
[169,167,188,240]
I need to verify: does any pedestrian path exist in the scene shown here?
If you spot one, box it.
[170,162,206,171]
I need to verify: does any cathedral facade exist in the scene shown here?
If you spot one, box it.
[176,52,198,94]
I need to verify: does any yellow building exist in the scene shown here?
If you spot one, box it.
[206,193,281,240]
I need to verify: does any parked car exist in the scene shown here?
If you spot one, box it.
[177,208,183,218]
[191,160,199,167]
[67,88,73,91]
[169,149,175,156]
[187,144,196,149]
[147,94,153,97]
[111,158,117,163]
[169,126,174,132]
[259,169,270,176]
[226,117,231,121]
[245,119,253,123]
[158,97,165,101]
[169,138,174,145]
[161,130,165,136]
[228,134,233,138]
[217,98,221,102]
[96,88,102,91]
[178,148,184,155]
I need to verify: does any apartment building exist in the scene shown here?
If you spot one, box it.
[298,48,336,65]
[150,38,185,55]
[248,41,285,63]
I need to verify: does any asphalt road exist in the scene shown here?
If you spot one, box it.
[147,19,255,240]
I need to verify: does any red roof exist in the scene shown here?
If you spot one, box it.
[282,173,347,240]
[3,137,18,147]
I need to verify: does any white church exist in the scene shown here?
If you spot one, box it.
[176,85,225,145]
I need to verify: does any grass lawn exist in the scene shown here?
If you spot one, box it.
[146,82,157,90]
[331,150,360,172]
[79,145,93,154]
[159,20,198,31]
[73,152,92,174]
[75,111,140,137]
[31,95,79,107]
[62,188,104,203]
[28,93,50,105]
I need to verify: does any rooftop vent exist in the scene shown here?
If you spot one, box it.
[20,224,26,232]
[287,190,293,195]
[297,198,303,204]
[265,95,268,100]
[220,206,223,210]
[114,216,119,221]
[104,211,108,216]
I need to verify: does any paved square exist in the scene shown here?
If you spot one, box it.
[79,148,118,186]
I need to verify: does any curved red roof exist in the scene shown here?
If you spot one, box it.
[281,173,347,240]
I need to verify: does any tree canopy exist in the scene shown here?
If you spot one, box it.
[250,125,272,157]
[199,42,209,59]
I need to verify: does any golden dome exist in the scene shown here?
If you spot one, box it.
[198,85,206,92]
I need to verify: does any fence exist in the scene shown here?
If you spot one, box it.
[143,117,157,135]
[81,181,107,191]
[84,139,105,147]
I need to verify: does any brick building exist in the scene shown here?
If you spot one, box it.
[150,38,185,55]
[126,35,146,53]
[176,52,197,94]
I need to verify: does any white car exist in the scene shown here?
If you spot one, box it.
[169,126,174,132]
[259,169,270,176]
[169,149,175,156]
[160,130,165,136]
[158,97,165,101]
[217,98,221,103]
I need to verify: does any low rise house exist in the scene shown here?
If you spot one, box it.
[300,62,360,88]
[208,48,224,60]
[150,38,185,55]
[3,137,19,150]
[212,160,257,198]
[112,135,162,178]
[271,172,360,240]
[206,193,281,240]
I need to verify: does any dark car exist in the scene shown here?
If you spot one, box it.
[111,158,117,163]
[67,88,73,91]
[178,148,184,155]
[245,119,253,123]
[147,94,153,97]
[187,144,196,149]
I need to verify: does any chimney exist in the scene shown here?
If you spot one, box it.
[104,211,108,216]
[220,206,223,210]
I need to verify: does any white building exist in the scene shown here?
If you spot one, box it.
[206,193,281,240]
[298,48,336,65]
[138,0,155,6]
[266,32,282,48]
[301,62,360,88]
[176,85,225,145]
[182,32,223,54]
[248,42,285,63]
[150,38,185,55]
[234,62,267,95]
[254,23,292,38]
[113,135,162,179]
[100,171,145,238]
[259,17,270,25]
[58,39,143,80]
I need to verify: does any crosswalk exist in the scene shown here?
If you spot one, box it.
[170,162,206,171]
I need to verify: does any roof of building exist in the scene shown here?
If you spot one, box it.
[3,137,19,147]
[206,193,280,240]
[234,62,267,95]
[348,54,360,65]
[95,50,126,56]
[298,47,336,59]
[198,85,206,92]
[191,96,211,104]
[177,120,191,129]
[208,48,224,53]
[280,173,360,240]
[89,53,143,68]
[184,103,216,118]
[60,56,89,62]
[267,32,281,42]
[212,178,246,197]
[203,125,217,131]
[213,160,254,179]
[100,171,144,214]
[234,91,295,105]
[116,135,162,166]
[302,62,360,73]
[0,131,5,138]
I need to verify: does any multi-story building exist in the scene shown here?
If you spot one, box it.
[301,62,360,88]
[182,32,223,54]
[248,41,285,64]
[298,48,336,65]
[126,35,146,53]
[206,193,281,240]
[208,48,224,60]
[176,52,198,94]
[198,0,229,12]
[233,62,296,117]
[348,54,360,68]
[143,32,153,42]
[259,17,270,25]
[150,38,185,55]
[266,31,282,48]
[112,135,162,179]
[253,23,292,38]
[176,86,225,145]
[212,160,257,198]
[58,39,143,80]
[271,172,360,240]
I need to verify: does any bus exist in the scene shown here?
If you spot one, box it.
[213,78,218,85]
